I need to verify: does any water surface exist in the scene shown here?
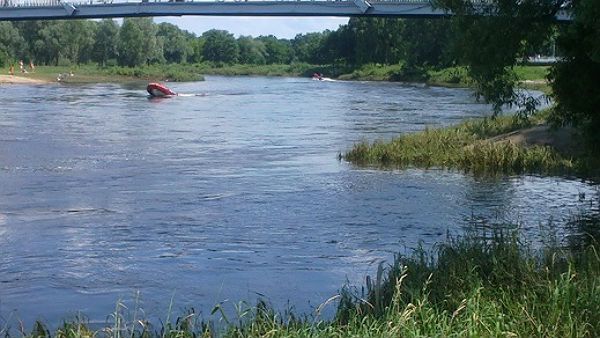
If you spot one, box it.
[0,76,596,326]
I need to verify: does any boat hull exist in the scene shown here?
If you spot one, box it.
[147,83,177,97]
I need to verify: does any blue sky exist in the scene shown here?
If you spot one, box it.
[156,16,349,38]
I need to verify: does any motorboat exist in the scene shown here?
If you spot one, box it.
[147,82,177,97]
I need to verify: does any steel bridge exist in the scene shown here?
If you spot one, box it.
[0,0,572,22]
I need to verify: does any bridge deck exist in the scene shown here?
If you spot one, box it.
[0,0,571,21]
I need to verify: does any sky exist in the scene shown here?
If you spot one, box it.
[156,16,349,39]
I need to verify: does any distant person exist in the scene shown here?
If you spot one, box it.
[9,64,14,76]
[29,61,35,72]
[19,59,24,73]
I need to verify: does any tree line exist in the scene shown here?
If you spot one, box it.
[0,17,457,69]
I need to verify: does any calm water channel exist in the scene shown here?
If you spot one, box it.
[0,76,597,326]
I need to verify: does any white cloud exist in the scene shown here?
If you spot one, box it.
[155,16,349,38]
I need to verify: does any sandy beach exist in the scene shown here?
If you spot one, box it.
[0,74,49,84]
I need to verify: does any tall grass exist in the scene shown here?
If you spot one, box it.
[345,114,579,175]
[337,228,600,337]
[5,224,600,337]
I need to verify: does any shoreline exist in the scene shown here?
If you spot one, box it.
[0,64,549,88]
[3,227,600,337]
[343,113,595,177]
[0,74,50,84]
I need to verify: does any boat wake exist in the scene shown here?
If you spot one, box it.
[312,77,336,82]
[177,93,207,97]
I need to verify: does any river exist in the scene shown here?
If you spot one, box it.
[0,76,597,327]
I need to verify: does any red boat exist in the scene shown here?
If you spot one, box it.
[147,82,177,97]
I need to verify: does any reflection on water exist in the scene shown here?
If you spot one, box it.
[0,76,597,326]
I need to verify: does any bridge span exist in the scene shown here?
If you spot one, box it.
[0,0,572,22]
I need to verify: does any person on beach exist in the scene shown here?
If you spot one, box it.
[19,60,23,73]
[29,61,35,72]
[9,64,14,76]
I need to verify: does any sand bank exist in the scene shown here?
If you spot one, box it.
[0,75,49,84]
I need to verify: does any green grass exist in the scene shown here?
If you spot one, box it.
[337,63,407,81]
[332,227,600,338]
[5,223,600,337]
[514,65,552,93]
[18,63,550,89]
[21,64,205,83]
[102,64,205,82]
[344,114,583,175]
[514,65,550,81]
[22,63,331,83]
[194,62,321,77]
[427,66,472,87]
[335,65,548,88]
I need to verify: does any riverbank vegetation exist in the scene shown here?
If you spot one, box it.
[17,64,205,83]
[5,223,600,337]
[344,111,600,176]
[0,16,551,85]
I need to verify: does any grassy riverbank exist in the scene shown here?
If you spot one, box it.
[19,63,318,83]
[6,223,600,337]
[17,63,548,87]
[20,64,205,83]
[344,112,599,176]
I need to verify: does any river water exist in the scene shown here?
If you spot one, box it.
[0,76,597,327]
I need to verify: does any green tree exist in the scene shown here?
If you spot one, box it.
[347,18,405,65]
[292,32,327,64]
[435,0,566,114]
[548,0,600,135]
[0,22,26,67]
[13,20,46,63]
[157,22,191,64]
[201,29,238,64]
[93,19,119,66]
[187,37,205,64]
[34,21,64,65]
[117,18,162,67]
[257,35,292,64]
[403,18,453,69]
[61,20,96,64]
[321,24,356,65]
[237,36,266,65]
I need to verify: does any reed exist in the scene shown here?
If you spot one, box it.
[344,114,581,175]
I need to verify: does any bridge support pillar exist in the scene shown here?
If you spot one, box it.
[353,0,371,13]
[62,2,77,15]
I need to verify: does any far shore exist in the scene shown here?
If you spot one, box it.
[0,64,550,87]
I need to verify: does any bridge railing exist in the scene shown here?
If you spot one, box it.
[1,0,431,8]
